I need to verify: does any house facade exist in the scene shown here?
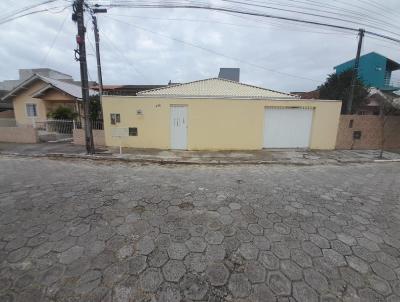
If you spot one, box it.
[334,52,400,91]
[102,78,342,150]
[1,74,95,126]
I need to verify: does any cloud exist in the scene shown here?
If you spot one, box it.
[0,0,399,93]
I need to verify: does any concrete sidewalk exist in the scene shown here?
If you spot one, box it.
[0,142,399,165]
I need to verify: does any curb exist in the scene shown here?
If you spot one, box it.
[2,151,398,166]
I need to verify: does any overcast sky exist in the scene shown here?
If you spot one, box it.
[0,0,399,93]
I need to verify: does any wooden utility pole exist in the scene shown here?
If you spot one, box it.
[92,8,107,112]
[347,28,365,114]
[73,0,94,154]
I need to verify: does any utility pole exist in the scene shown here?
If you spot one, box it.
[92,7,107,114]
[347,28,365,114]
[72,0,94,154]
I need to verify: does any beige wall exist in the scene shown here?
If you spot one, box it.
[12,80,78,126]
[73,129,105,146]
[102,96,342,150]
[336,115,400,150]
[0,127,38,143]
[13,80,48,125]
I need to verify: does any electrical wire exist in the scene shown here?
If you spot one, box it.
[40,11,69,65]
[100,28,150,82]
[105,15,321,83]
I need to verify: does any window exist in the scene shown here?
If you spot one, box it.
[349,119,354,128]
[353,131,362,140]
[110,113,120,125]
[129,127,138,136]
[26,104,37,117]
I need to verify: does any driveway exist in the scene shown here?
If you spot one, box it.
[0,157,400,301]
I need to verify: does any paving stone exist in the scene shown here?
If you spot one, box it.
[310,234,330,249]
[156,283,182,302]
[148,248,169,268]
[346,255,370,274]
[167,243,188,260]
[259,251,280,270]
[291,249,312,268]
[75,270,102,294]
[376,251,399,268]
[301,241,322,257]
[180,273,209,300]
[251,283,276,302]
[206,263,230,286]
[272,242,291,259]
[239,242,259,260]
[268,271,291,296]
[339,267,365,288]
[304,268,329,293]
[128,255,147,275]
[139,268,163,292]
[371,262,397,281]
[228,273,251,298]
[280,259,303,281]
[184,253,207,273]
[205,231,224,244]
[331,240,352,256]
[254,236,271,250]
[293,282,318,302]
[358,288,384,302]
[58,245,84,264]
[248,224,263,235]
[367,274,392,296]
[322,249,347,266]
[206,244,226,261]
[7,247,31,263]
[40,264,65,286]
[136,236,155,255]
[170,228,190,243]
[352,245,377,263]
[244,260,266,283]
[185,237,206,252]
[162,260,186,282]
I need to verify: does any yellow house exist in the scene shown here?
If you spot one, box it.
[1,74,94,126]
[102,78,342,150]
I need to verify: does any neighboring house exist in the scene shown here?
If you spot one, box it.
[291,90,320,99]
[357,87,400,115]
[92,84,166,96]
[334,52,400,91]
[1,74,96,126]
[102,78,341,150]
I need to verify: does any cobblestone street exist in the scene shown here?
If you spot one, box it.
[1,156,400,302]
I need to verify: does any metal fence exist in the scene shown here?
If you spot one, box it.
[75,119,104,130]
[34,119,74,134]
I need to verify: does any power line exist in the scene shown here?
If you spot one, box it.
[218,0,400,38]
[0,4,70,25]
[99,3,400,43]
[100,28,150,82]
[108,12,356,36]
[40,11,69,65]
[106,15,321,83]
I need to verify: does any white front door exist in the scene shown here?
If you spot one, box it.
[170,105,188,150]
[263,108,313,148]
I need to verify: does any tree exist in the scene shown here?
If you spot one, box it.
[47,106,78,120]
[89,95,102,121]
[318,69,369,114]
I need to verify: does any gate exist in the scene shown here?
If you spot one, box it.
[34,119,74,142]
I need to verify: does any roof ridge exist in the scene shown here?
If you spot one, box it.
[138,77,295,97]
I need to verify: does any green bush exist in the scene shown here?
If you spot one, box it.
[47,106,78,120]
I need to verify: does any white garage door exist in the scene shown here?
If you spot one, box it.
[263,107,313,148]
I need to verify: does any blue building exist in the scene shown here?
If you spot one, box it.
[334,52,400,91]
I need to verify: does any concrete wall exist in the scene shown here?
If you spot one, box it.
[0,127,38,143]
[102,96,342,150]
[73,129,105,146]
[0,110,15,118]
[0,118,16,127]
[336,115,400,150]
